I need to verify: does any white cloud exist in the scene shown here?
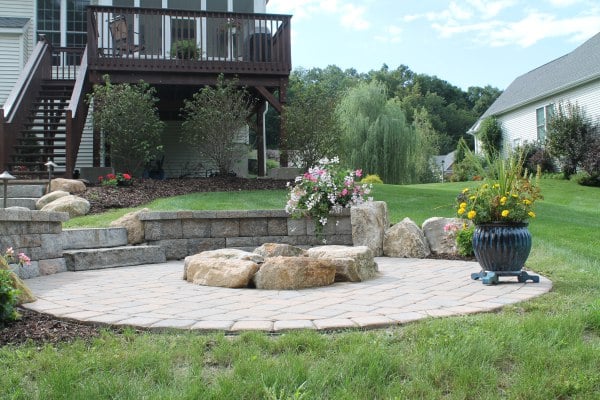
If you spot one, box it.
[267,0,370,31]
[374,25,403,43]
[547,0,584,6]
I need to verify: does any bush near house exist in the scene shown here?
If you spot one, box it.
[181,75,252,176]
[88,76,164,175]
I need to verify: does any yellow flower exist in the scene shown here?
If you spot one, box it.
[528,211,536,218]
[500,196,507,205]
[501,209,510,217]
[467,210,477,220]
[482,184,489,189]
[492,183,500,189]
[458,207,466,215]
[512,194,518,198]
[523,199,532,205]
[459,202,467,209]
[469,195,476,201]
[462,188,469,194]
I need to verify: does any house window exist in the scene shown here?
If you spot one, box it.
[536,103,554,142]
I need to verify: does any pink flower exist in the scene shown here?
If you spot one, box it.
[122,173,131,180]
[355,169,362,178]
[341,188,348,196]
[18,252,31,266]
[98,176,103,181]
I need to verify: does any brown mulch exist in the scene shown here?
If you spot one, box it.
[0,176,475,347]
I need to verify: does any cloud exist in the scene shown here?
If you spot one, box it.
[267,0,370,31]
[374,25,403,43]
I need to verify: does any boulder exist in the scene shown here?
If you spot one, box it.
[253,256,336,290]
[36,190,69,210]
[50,178,86,194]
[254,243,306,258]
[110,208,149,245]
[41,195,90,218]
[351,201,388,256]
[383,217,431,258]
[185,258,259,288]
[306,245,378,282]
[183,249,264,280]
[422,217,465,256]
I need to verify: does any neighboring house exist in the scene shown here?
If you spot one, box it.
[0,0,291,178]
[468,32,600,153]
[434,151,455,179]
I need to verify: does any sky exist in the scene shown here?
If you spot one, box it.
[267,0,600,91]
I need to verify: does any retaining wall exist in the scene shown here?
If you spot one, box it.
[0,209,69,278]
[138,210,353,259]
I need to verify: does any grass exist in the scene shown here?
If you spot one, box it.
[4,178,600,399]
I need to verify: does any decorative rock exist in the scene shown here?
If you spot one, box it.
[253,256,336,290]
[254,243,306,258]
[36,190,69,210]
[185,258,259,288]
[383,217,431,258]
[41,195,90,218]
[351,201,388,256]
[50,178,86,194]
[422,217,465,256]
[306,245,378,282]
[110,208,149,245]
[183,249,264,280]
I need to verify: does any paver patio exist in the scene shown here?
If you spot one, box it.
[22,258,552,332]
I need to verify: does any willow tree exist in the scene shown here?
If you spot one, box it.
[336,81,419,184]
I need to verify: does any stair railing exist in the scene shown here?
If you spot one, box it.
[0,36,52,171]
[65,46,91,178]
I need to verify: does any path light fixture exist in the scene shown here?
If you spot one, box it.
[441,159,445,183]
[45,160,58,182]
[0,170,16,208]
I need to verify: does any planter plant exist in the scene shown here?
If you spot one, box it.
[171,40,200,60]
[456,151,542,284]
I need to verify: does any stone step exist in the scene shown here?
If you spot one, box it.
[1,183,47,198]
[62,227,128,250]
[5,198,38,210]
[63,245,166,271]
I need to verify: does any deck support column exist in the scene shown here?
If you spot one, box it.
[256,101,267,177]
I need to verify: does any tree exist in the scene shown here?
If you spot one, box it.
[546,102,598,179]
[467,85,502,116]
[477,116,503,159]
[336,81,420,184]
[89,75,164,175]
[412,108,441,182]
[180,75,252,176]
[282,76,341,169]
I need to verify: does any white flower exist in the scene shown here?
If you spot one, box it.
[319,216,328,225]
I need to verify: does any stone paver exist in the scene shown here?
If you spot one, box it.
[22,257,552,332]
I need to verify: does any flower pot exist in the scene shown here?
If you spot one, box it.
[471,223,539,284]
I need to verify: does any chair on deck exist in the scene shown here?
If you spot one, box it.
[109,15,143,56]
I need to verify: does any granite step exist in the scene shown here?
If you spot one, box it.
[62,227,128,250]
[63,245,166,271]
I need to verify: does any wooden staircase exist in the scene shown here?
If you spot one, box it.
[8,80,75,178]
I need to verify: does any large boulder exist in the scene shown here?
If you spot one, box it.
[185,258,260,288]
[49,178,86,194]
[253,256,336,290]
[110,208,149,245]
[41,195,90,218]
[306,245,378,282]
[422,217,465,256]
[36,190,69,210]
[351,201,388,256]
[383,217,431,258]
[254,243,306,258]
[183,249,264,280]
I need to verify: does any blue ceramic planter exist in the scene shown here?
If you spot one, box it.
[471,223,539,284]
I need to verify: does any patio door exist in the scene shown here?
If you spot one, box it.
[139,0,163,56]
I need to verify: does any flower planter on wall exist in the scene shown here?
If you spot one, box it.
[471,223,539,285]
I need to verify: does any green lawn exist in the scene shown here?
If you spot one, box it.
[3,179,600,399]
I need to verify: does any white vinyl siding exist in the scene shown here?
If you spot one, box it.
[0,0,35,50]
[0,34,23,105]
[496,79,600,150]
[75,110,96,170]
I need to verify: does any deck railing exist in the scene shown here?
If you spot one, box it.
[87,6,291,76]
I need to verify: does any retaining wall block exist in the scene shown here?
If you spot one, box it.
[211,219,239,237]
[239,219,268,236]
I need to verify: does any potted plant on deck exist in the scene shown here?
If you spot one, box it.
[456,152,542,285]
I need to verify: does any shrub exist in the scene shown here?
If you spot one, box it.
[98,172,132,187]
[266,159,279,171]
[456,225,474,257]
[0,269,20,322]
[361,174,384,184]
[576,173,600,187]
[477,116,503,159]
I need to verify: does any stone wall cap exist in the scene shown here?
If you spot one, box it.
[139,209,291,220]
[0,209,69,222]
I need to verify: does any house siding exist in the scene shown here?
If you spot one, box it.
[0,34,22,105]
[75,111,95,170]
[495,78,600,151]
